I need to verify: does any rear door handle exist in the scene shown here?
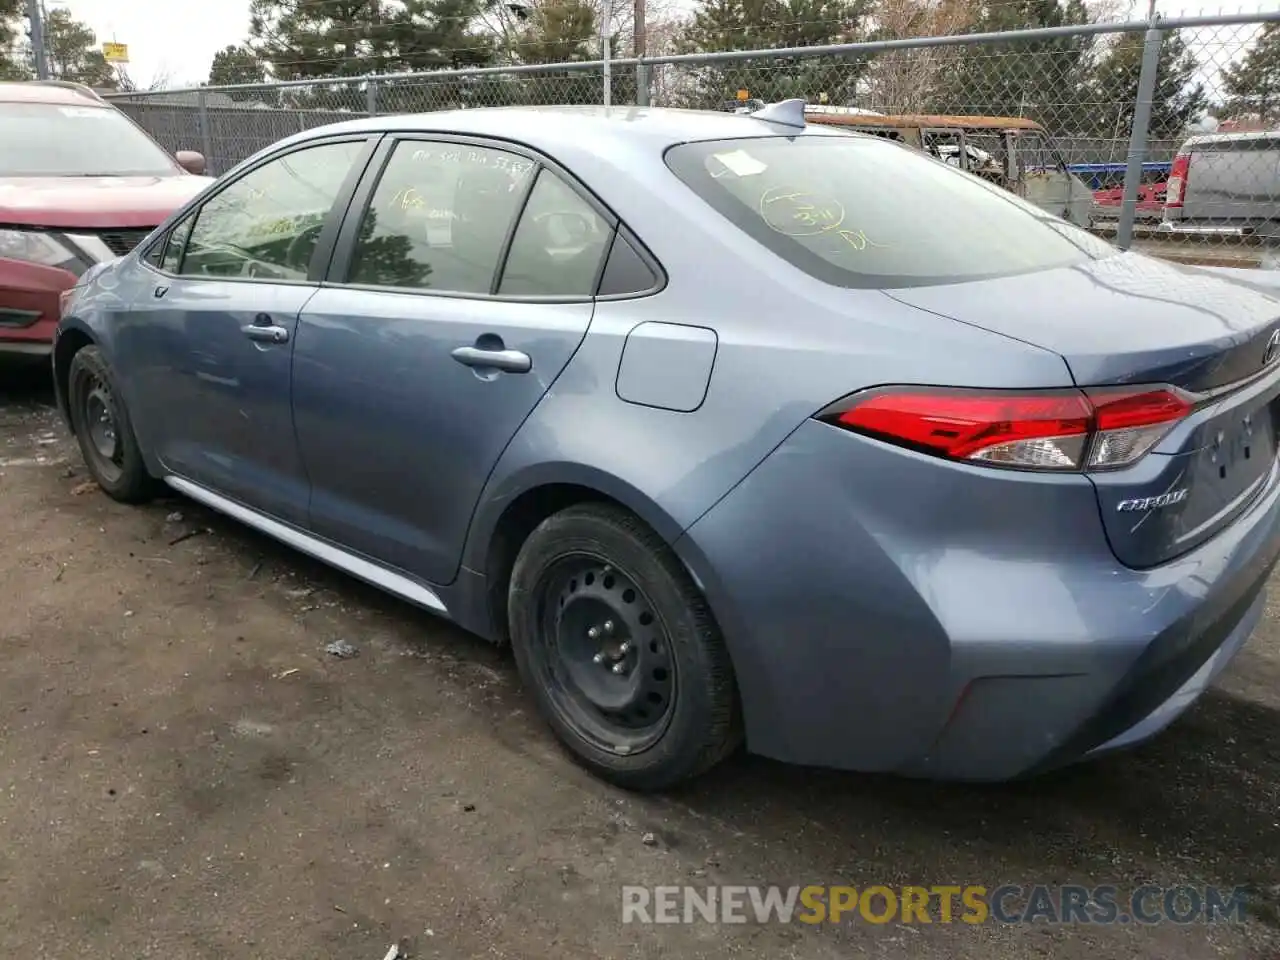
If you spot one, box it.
[451,345,531,374]
[243,325,289,344]
[241,319,290,344]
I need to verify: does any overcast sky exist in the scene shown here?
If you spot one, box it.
[68,0,1280,91]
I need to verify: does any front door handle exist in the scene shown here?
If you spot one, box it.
[242,323,290,344]
[451,345,531,374]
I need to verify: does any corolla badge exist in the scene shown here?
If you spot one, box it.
[1265,329,1280,367]
[1116,489,1189,512]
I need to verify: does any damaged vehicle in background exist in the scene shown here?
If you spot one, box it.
[801,109,1098,228]
[0,80,211,362]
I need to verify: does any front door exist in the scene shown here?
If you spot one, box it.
[127,137,373,524]
[292,137,614,584]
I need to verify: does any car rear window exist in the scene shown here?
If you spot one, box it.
[0,102,179,177]
[664,135,1115,289]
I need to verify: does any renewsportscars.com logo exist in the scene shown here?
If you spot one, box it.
[621,884,1251,926]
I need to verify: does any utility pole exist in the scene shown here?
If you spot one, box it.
[634,0,648,106]
[27,0,49,80]
[601,0,612,107]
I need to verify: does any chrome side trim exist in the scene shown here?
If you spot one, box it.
[164,475,449,615]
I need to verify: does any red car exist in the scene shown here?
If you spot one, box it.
[0,80,211,360]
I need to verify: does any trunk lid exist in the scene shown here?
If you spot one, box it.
[886,251,1280,568]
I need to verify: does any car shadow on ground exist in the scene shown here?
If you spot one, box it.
[0,360,55,407]
[679,691,1279,895]
[3,369,1276,933]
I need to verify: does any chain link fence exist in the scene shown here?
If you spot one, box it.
[107,11,1280,267]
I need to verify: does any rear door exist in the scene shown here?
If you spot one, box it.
[292,136,614,585]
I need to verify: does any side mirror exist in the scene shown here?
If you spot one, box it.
[176,150,207,176]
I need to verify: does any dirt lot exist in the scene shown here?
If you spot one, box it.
[1,369,1278,960]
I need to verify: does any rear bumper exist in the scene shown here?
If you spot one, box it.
[676,419,1280,781]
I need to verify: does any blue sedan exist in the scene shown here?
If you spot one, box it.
[54,101,1280,789]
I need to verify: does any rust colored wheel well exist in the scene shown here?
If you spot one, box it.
[483,483,623,645]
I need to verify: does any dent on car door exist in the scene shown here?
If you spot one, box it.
[292,137,614,585]
[128,137,374,523]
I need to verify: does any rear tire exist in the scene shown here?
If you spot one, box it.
[67,346,159,503]
[508,503,741,791]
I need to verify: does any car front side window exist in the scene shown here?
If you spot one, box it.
[345,140,535,295]
[180,139,366,282]
[159,216,195,274]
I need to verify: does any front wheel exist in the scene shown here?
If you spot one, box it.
[67,345,159,503]
[508,503,741,791]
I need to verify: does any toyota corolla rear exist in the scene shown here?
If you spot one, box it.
[662,130,1280,780]
[0,84,210,359]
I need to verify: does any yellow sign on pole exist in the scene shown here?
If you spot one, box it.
[102,42,129,64]
[736,89,749,101]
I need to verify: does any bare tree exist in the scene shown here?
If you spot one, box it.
[113,63,174,92]
[862,0,976,113]
[645,11,692,106]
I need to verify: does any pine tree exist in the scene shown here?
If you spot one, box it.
[675,0,872,108]
[209,45,267,87]
[512,0,628,105]
[1090,27,1207,142]
[931,0,1096,132]
[1222,22,1280,124]
[42,9,116,88]
[249,0,398,79]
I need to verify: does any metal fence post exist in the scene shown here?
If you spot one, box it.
[636,61,650,107]
[366,78,378,116]
[196,90,214,177]
[1115,25,1163,250]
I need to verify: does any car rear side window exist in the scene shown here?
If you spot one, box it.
[597,229,659,296]
[180,140,366,281]
[498,169,611,297]
[664,136,1114,289]
[346,141,535,295]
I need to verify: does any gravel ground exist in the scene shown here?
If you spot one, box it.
[1,368,1278,960]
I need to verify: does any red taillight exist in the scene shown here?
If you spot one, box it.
[1166,152,1191,209]
[821,385,1193,472]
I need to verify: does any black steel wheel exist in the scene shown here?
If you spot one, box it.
[509,503,741,790]
[66,346,158,503]
[539,555,677,755]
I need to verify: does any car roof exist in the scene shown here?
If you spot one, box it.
[0,80,111,106]
[301,104,855,153]
[1181,129,1280,150]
